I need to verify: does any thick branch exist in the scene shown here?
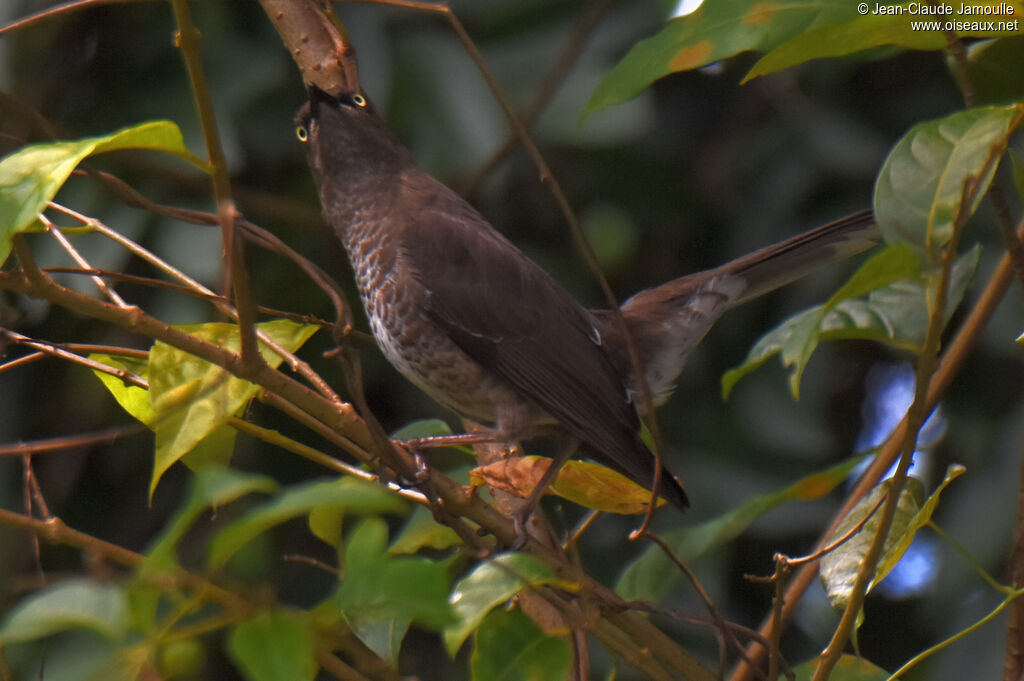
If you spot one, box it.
[257,0,359,94]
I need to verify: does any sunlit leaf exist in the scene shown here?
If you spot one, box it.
[208,477,404,568]
[470,456,663,515]
[470,608,571,681]
[617,456,863,603]
[148,319,318,498]
[445,552,573,656]
[586,0,858,114]
[875,104,1024,261]
[0,580,128,643]
[89,353,153,425]
[227,612,316,681]
[819,477,924,611]
[0,120,206,265]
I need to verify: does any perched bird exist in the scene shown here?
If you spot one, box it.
[295,84,878,522]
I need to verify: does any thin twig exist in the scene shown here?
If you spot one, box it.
[50,201,345,404]
[39,214,128,307]
[644,532,759,680]
[257,389,374,465]
[314,650,376,681]
[283,553,341,575]
[0,425,146,457]
[1006,446,1024,681]
[0,508,246,610]
[227,413,388,490]
[0,0,155,37]
[169,0,260,369]
[462,0,619,198]
[0,329,148,388]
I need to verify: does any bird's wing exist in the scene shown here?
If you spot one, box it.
[395,172,686,505]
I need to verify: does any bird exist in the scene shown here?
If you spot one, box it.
[294,83,879,526]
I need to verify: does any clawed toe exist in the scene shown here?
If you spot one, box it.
[510,508,531,550]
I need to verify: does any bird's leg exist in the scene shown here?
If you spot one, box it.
[400,431,501,451]
[396,431,502,486]
[509,438,577,550]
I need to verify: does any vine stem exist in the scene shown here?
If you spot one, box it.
[812,170,988,679]
[730,209,1024,681]
[169,0,258,365]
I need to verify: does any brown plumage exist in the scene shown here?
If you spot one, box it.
[296,85,879,514]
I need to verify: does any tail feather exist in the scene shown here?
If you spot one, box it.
[593,210,879,407]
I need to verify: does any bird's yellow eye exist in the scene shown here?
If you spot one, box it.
[296,125,308,142]
[351,93,367,107]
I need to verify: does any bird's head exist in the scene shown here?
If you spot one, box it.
[295,85,412,187]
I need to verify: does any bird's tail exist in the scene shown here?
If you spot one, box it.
[705,209,879,307]
[600,210,880,408]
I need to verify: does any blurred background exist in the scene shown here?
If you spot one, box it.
[1,1,1021,679]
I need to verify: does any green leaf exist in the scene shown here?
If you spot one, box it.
[617,456,863,603]
[445,552,574,656]
[156,638,205,680]
[388,504,463,555]
[227,612,316,681]
[747,1,1023,81]
[722,245,980,399]
[1012,148,1024,207]
[391,418,454,439]
[789,654,891,680]
[0,580,128,643]
[128,469,277,634]
[146,467,278,571]
[85,646,152,681]
[723,244,919,398]
[209,477,404,568]
[819,477,925,611]
[870,464,965,590]
[335,518,454,633]
[0,120,206,265]
[148,319,318,498]
[89,353,154,425]
[470,608,571,681]
[586,0,858,114]
[875,104,1024,261]
[309,504,345,550]
[345,613,411,668]
[963,36,1024,105]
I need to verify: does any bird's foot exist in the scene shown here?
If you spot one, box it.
[509,507,532,551]
[405,449,432,486]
